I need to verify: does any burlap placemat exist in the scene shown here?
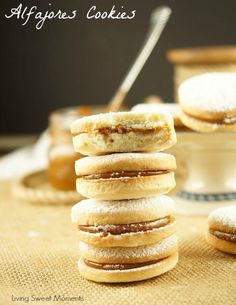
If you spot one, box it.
[0,181,235,305]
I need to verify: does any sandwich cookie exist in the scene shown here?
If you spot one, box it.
[78,235,178,282]
[75,153,176,200]
[206,206,236,254]
[71,111,176,156]
[178,72,236,132]
[71,195,176,247]
[132,103,184,128]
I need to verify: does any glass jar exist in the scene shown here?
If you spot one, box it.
[48,106,93,190]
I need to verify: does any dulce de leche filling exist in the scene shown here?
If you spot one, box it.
[78,170,170,180]
[210,229,236,243]
[84,257,165,270]
[77,125,164,135]
[79,216,172,237]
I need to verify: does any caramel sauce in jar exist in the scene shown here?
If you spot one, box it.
[48,106,105,190]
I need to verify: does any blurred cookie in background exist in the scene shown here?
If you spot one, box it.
[132,100,185,129]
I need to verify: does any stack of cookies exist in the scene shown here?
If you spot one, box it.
[70,112,178,282]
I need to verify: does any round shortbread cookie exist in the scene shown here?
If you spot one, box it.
[178,72,236,132]
[75,153,176,200]
[76,172,175,200]
[72,195,176,247]
[75,152,176,176]
[179,72,236,119]
[71,195,175,226]
[206,231,236,255]
[78,252,178,283]
[208,206,236,234]
[79,234,178,263]
[180,109,236,132]
[71,111,176,155]
[132,103,183,127]
[206,206,236,254]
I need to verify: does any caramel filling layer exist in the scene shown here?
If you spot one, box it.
[210,229,236,243]
[79,170,170,180]
[84,258,165,270]
[76,125,166,135]
[79,216,172,237]
[184,111,236,125]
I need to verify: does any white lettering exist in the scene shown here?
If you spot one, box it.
[86,5,136,20]
[86,5,96,19]
[5,4,78,30]
[5,3,136,29]
[22,6,37,26]
[5,3,23,19]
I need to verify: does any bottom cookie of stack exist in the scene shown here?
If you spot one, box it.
[78,235,178,283]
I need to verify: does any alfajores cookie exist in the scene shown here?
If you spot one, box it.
[178,72,236,132]
[75,152,176,200]
[77,235,178,283]
[132,103,183,127]
[79,234,178,264]
[78,252,178,283]
[71,111,176,155]
[71,195,176,247]
[206,206,236,254]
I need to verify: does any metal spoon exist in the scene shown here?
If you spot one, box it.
[108,6,172,112]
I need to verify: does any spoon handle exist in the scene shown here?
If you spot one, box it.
[108,6,172,112]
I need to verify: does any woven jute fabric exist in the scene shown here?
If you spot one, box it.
[0,182,235,305]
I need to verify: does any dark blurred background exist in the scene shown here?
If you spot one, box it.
[1,0,236,134]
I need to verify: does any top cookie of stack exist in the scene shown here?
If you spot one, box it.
[71,111,176,155]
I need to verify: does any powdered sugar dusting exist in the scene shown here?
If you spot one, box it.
[71,195,175,223]
[71,111,173,132]
[75,152,174,168]
[80,234,177,259]
[208,205,236,228]
[179,72,236,112]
